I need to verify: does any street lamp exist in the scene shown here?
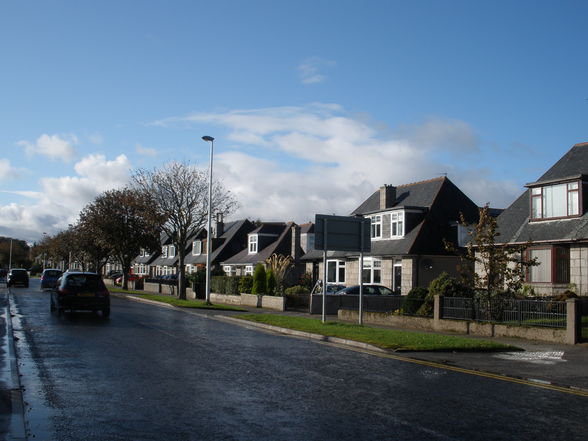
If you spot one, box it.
[202,135,215,304]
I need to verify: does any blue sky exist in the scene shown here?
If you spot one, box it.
[1,0,587,242]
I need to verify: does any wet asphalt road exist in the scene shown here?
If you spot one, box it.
[9,281,588,441]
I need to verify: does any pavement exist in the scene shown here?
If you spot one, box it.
[2,290,587,439]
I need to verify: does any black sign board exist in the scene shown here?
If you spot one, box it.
[314,214,371,252]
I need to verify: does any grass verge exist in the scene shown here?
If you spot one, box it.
[237,314,521,352]
[110,288,246,311]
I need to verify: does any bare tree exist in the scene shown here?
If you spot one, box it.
[79,188,163,290]
[133,161,238,299]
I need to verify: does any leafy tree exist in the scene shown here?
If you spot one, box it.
[252,263,266,294]
[445,204,538,320]
[0,237,31,269]
[133,161,238,300]
[78,188,163,290]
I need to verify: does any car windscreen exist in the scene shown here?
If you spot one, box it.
[11,270,27,276]
[64,275,105,291]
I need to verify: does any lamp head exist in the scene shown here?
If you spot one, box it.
[202,136,214,142]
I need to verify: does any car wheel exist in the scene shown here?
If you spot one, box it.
[101,308,110,319]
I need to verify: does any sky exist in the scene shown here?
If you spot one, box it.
[1,0,587,243]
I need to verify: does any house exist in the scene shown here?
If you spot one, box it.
[133,248,159,277]
[221,221,307,280]
[149,233,178,276]
[184,218,255,274]
[495,142,588,296]
[302,177,480,295]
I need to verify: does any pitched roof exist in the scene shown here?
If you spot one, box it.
[303,176,479,259]
[221,222,297,265]
[498,142,588,244]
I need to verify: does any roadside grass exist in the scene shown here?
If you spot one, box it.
[237,314,521,352]
[110,288,246,311]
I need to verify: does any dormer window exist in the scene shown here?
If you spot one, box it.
[168,245,176,257]
[192,241,202,256]
[390,212,404,237]
[531,181,580,220]
[162,246,168,258]
[370,215,382,238]
[248,235,258,254]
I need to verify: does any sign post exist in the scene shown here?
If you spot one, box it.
[314,214,371,324]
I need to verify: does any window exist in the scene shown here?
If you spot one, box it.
[162,246,168,258]
[192,241,202,256]
[244,265,253,276]
[248,235,258,254]
[391,212,404,237]
[531,181,580,219]
[362,258,382,284]
[370,215,382,238]
[168,245,176,257]
[326,260,345,284]
[224,266,234,276]
[528,246,569,284]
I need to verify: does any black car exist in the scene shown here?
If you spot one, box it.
[7,268,29,288]
[51,272,110,317]
[335,285,397,296]
[41,268,63,289]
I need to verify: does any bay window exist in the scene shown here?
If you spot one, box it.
[531,181,580,219]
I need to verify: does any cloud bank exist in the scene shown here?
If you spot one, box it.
[157,104,520,223]
[17,133,78,162]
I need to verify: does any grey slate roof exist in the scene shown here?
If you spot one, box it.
[303,176,480,260]
[222,222,298,266]
[184,219,254,265]
[498,142,588,244]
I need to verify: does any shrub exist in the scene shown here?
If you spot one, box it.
[284,285,310,295]
[266,269,277,296]
[252,263,266,294]
[239,275,253,294]
[428,272,469,298]
[211,276,226,294]
[402,287,428,315]
[298,272,314,291]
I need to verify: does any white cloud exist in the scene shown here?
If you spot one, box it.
[17,133,78,162]
[0,159,23,181]
[156,104,519,223]
[0,154,131,242]
[88,133,104,145]
[298,57,336,84]
[135,143,157,157]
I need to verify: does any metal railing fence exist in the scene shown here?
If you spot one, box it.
[442,297,567,328]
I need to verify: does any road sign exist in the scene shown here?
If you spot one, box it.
[314,214,371,252]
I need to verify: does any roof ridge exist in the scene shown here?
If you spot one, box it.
[397,176,446,188]
[573,141,588,148]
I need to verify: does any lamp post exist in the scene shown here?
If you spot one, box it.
[202,135,215,304]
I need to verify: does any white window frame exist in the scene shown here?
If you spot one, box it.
[244,265,253,276]
[168,245,176,258]
[192,241,202,256]
[162,246,168,258]
[362,258,382,284]
[390,212,404,237]
[248,235,258,254]
[370,215,382,239]
[326,260,346,284]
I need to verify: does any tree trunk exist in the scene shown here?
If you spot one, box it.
[178,249,186,300]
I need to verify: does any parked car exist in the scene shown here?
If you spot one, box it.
[7,268,29,288]
[335,285,398,296]
[311,283,346,294]
[114,274,142,285]
[106,270,123,279]
[50,272,110,317]
[41,269,63,290]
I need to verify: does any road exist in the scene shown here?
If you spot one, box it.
[7,280,588,441]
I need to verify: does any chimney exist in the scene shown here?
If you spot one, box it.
[291,224,301,260]
[215,213,224,238]
[379,185,396,210]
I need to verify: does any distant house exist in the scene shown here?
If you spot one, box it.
[184,218,255,274]
[302,177,480,294]
[149,233,178,276]
[221,222,307,280]
[133,247,159,277]
[495,142,588,296]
